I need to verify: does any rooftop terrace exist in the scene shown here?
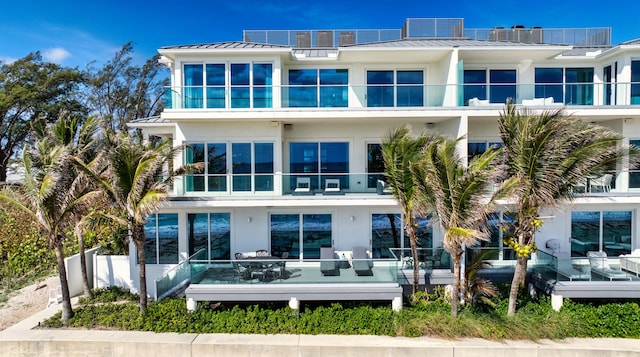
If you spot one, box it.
[243,18,611,48]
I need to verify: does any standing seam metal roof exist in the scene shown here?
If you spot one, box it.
[160,41,289,50]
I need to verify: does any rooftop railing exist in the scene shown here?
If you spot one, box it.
[243,18,610,47]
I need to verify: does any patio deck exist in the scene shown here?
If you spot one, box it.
[176,259,403,310]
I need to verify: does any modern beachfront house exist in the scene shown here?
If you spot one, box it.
[99,18,640,309]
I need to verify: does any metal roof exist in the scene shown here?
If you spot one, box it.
[291,48,339,58]
[344,38,567,48]
[160,41,289,50]
[129,116,170,124]
[558,47,613,56]
[621,38,640,45]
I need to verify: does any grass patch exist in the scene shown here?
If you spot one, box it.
[41,287,640,339]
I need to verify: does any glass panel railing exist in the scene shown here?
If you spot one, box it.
[535,250,637,282]
[164,83,640,110]
[389,248,453,271]
[189,257,398,285]
[155,249,207,300]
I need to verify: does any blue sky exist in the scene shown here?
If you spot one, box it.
[2,0,640,68]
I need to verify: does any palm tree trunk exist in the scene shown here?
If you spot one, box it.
[508,256,528,315]
[132,223,148,312]
[451,251,462,318]
[405,218,420,296]
[75,225,92,297]
[54,242,74,322]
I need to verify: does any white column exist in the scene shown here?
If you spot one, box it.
[392,296,403,311]
[186,297,197,312]
[551,293,563,311]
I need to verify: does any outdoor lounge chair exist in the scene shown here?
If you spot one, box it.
[554,254,591,281]
[376,179,392,195]
[293,177,313,195]
[323,178,344,195]
[620,249,640,276]
[587,251,632,281]
[320,247,338,276]
[352,246,373,276]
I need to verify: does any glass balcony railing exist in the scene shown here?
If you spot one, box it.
[188,256,398,285]
[155,249,207,299]
[535,250,638,282]
[388,248,453,270]
[181,172,392,196]
[164,82,640,110]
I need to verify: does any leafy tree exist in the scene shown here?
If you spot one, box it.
[499,105,634,315]
[86,42,168,134]
[381,126,430,295]
[412,135,513,317]
[0,53,85,181]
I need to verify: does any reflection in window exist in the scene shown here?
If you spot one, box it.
[288,69,348,107]
[187,213,231,260]
[571,211,632,257]
[565,68,594,105]
[372,213,401,259]
[367,70,423,107]
[367,143,385,189]
[143,213,178,264]
[290,142,349,190]
[630,139,640,189]
[632,61,640,105]
[269,213,332,259]
[463,70,486,104]
[185,142,274,193]
[467,141,502,161]
[535,68,563,103]
[489,69,516,104]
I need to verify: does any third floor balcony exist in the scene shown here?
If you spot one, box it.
[164,82,640,110]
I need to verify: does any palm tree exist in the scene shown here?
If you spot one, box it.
[412,135,512,317]
[46,114,104,297]
[0,127,100,322]
[381,126,431,295]
[80,133,187,312]
[499,104,633,315]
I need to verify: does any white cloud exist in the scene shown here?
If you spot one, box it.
[0,56,18,64]
[43,47,72,64]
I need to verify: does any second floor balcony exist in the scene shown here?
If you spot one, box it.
[164,82,640,111]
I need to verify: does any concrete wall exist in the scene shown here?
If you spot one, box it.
[1,331,639,357]
[64,247,98,297]
[94,255,135,292]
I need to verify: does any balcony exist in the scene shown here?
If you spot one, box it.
[163,82,640,110]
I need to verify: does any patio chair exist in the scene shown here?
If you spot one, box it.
[376,179,392,195]
[352,246,373,276]
[589,174,613,192]
[293,177,313,195]
[256,249,269,257]
[233,253,251,280]
[587,251,632,281]
[323,178,344,195]
[320,247,338,276]
[620,249,640,276]
[47,285,62,307]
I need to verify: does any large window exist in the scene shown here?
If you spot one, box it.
[188,213,231,260]
[270,213,332,259]
[630,139,640,189]
[287,69,348,107]
[535,67,593,105]
[470,212,517,261]
[183,63,272,109]
[185,142,274,193]
[367,143,385,189]
[571,211,632,257]
[289,142,349,190]
[367,70,424,107]
[464,69,516,104]
[467,141,502,161]
[371,214,432,259]
[143,213,178,264]
[631,60,640,105]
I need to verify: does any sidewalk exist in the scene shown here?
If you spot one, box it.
[1,301,640,357]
